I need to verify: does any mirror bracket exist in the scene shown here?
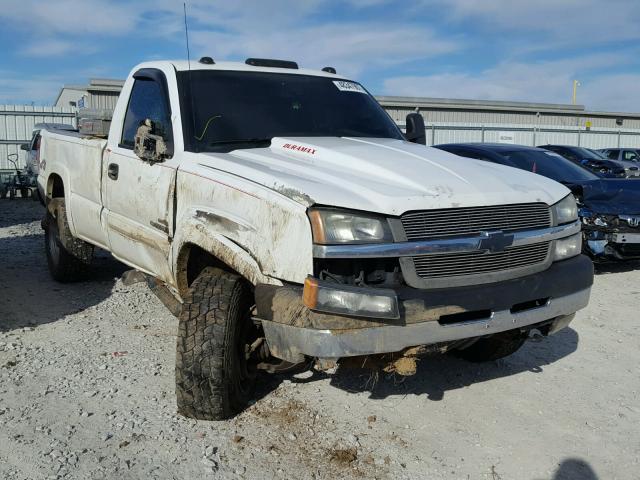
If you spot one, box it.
[134,119,168,163]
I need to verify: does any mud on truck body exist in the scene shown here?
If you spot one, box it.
[37,58,593,420]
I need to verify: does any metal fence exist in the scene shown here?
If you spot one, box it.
[409,123,640,149]
[0,105,75,170]
[3,105,640,171]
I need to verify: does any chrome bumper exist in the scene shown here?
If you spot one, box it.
[261,288,590,362]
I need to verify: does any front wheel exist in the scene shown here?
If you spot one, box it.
[175,268,262,420]
[453,331,526,362]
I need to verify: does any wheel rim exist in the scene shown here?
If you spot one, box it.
[47,223,60,262]
[233,305,261,399]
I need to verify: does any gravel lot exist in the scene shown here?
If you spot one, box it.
[0,199,639,480]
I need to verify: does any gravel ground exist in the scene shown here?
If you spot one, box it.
[0,199,639,480]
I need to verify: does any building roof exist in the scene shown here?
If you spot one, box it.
[51,71,640,120]
[436,142,542,152]
[377,95,640,120]
[54,78,125,105]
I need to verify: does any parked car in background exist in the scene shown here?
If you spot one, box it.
[599,148,640,164]
[538,144,638,178]
[21,123,76,176]
[435,143,640,261]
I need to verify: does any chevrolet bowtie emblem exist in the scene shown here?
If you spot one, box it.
[479,230,514,253]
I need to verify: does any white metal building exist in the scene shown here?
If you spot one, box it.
[4,75,640,171]
[378,96,640,148]
[54,78,124,110]
[45,77,640,149]
[0,105,75,170]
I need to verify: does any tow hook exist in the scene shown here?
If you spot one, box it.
[527,328,544,342]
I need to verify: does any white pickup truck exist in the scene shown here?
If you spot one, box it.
[37,57,593,420]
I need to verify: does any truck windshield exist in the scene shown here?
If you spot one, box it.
[500,150,599,183]
[177,70,402,152]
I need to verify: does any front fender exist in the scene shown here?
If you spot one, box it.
[172,211,282,287]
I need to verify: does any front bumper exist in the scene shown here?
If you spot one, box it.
[584,229,640,259]
[257,255,594,362]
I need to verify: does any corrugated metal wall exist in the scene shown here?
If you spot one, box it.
[385,97,640,149]
[87,91,120,110]
[414,123,640,148]
[0,105,75,170]
[383,106,640,130]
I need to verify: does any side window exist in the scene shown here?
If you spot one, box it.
[624,150,639,162]
[121,78,172,149]
[29,130,41,151]
[606,150,618,160]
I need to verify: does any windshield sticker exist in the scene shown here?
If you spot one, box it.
[333,80,367,94]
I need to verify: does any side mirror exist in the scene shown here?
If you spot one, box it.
[405,113,426,145]
[20,143,30,151]
[134,119,168,163]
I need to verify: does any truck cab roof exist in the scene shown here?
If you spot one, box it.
[141,60,348,80]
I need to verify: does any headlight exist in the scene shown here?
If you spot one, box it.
[553,233,582,261]
[308,208,393,244]
[303,277,399,319]
[552,195,578,225]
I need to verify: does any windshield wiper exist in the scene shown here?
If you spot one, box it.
[206,138,272,152]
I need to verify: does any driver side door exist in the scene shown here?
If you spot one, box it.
[102,69,177,283]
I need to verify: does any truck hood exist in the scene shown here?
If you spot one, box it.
[200,137,569,215]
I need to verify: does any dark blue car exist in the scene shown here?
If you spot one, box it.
[434,143,640,260]
[538,144,639,178]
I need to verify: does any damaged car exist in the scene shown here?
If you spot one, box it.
[37,60,593,420]
[435,143,640,261]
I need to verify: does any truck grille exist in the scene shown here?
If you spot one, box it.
[401,203,551,240]
[412,241,551,279]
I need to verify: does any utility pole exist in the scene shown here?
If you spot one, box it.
[572,80,581,105]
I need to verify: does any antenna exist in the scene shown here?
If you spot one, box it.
[183,3,191,70]
[183,2,198,150]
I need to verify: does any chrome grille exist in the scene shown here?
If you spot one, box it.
[412,242,551,279]
[401,203,551,240]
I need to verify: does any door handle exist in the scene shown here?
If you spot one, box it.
[108,163,119,180]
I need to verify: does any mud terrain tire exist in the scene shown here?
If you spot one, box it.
[44,202,92,282]
[453,331,526,362]
[176,268,259,420]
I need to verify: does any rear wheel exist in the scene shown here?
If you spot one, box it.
[44,201,92,282]
[175,268,262,420]
[453,331,526,362]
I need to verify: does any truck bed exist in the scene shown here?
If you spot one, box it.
[39,128,107,246]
